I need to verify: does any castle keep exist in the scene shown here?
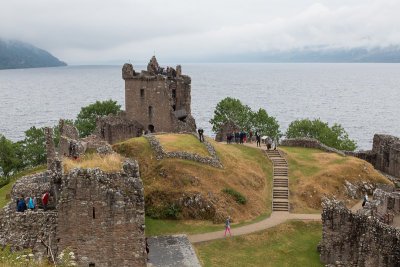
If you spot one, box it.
[122,56,196,134]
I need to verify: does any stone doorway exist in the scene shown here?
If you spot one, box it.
[148,124,155,133]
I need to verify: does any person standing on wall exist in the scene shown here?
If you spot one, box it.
[198,128,204,142]
[225,216,231,236]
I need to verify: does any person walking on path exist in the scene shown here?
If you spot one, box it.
[267,137,272,150]
[145,237,150,261]
[28,196,36,210]
[198,128,204,142]
[17,197,27,212]
[225,216,231,236]
[235,132,239,144]
[249,131,253,143]
[226,132,232,144]
[362,192,369,207]
[256,132,261,147]
[42,192,49,211]
[273,138,278,150]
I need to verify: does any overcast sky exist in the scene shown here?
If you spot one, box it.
[1,0,399,64]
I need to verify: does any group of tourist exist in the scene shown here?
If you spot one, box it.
[16,192,50,212]
[226,131,249,144]
[226,130,279,149]
[154,66,172,75]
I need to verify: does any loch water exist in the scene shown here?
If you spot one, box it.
[0,63,399,150]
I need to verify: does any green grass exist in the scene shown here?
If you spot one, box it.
[0,166,46,210]
[287,157,322,181]
[196,221,323,267]
[222,188,247,204]
[156,134,210,157]
[146,213,270,237]
[280,146,322,162]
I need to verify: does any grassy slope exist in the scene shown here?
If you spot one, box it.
[280,146,391,213]
[113,136,273,235]
[195,220,323,267]
[0,165,46,210]
[156,134,210,157]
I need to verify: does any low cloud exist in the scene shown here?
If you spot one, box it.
[1,0,399,64]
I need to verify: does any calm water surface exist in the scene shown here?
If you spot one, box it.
[0,63,399,150]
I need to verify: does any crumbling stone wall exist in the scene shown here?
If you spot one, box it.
[345,134,400,179]
[0,158,146,267]
[319,199,400,266]
[281,137,346,156]
[215,119,240,142]
[93,111,144,144]
[144,134,223,169]
[123,57,196,133]
[56,159,146,267]
[0,172,57,259]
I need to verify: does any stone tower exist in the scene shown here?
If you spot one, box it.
[122,56,196,133]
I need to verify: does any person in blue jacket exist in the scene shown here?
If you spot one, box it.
[17,197,27,212]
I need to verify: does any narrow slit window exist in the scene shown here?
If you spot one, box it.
[149,106,153,119]
[92,207,95,219]
[140,88,144,98]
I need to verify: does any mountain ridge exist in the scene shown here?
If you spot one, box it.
[0,39,67,70]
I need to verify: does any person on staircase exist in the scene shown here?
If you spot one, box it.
[267,137,272,150]
[273,138,278,150]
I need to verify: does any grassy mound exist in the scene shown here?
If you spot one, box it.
[156,133,210,157]
[195,220,323,267]
[63,153,124,173]
[113,136,273,223]
[280,146,391,213]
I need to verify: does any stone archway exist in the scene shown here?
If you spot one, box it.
[148,124,155,133]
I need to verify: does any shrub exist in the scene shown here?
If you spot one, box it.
[222,188,247,204]
[146,202,181,220]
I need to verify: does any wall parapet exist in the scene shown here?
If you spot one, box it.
[144,133,223,169]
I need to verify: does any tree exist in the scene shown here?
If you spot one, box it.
[22,126,46,167]
[210,97,281,138]
[285,118,357,151]
[209,97,252,133]
[75,100,121,137]
[0,135,24,177]
[251,108,282,139]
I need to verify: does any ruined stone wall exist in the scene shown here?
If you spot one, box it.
[93,111,144,144]
[123,60,195,134]
[56,159,146,267]
[345,134,400,179]
[144,134,223,169]
[319,199,400,266]
[0,172,57,259]
[215,119,240,142]
[281,137,346,156]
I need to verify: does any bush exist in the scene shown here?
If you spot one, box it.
[285,118,357,151]
[222,188,247,204]
[146,202,181,219]
[0,176,10,188]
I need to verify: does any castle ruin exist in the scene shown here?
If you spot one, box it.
[121,56,196,134]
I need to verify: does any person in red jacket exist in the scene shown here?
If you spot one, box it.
[42,193,49,211]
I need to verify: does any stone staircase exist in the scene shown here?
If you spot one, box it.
[266,149,289,212]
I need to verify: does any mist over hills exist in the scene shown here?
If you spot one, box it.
[198,46,400,63]
[0,39,66,70]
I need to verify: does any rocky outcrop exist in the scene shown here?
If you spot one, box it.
[281,137,346,156]
[319,198,400,266]
[144,134,223,169]
[215,119,240,142]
